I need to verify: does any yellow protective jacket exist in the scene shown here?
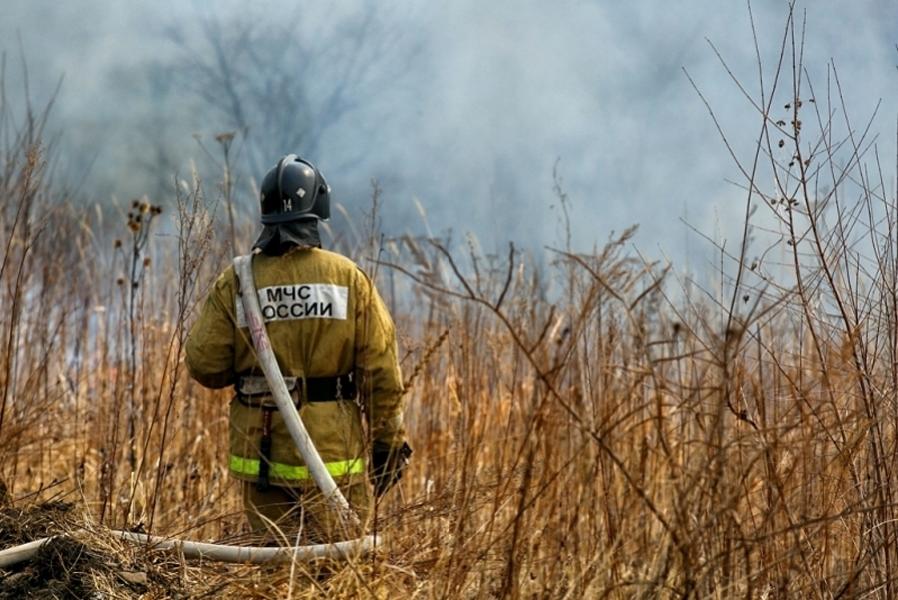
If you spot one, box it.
[185,248,405,488]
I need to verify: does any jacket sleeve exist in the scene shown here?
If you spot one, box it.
[185,268,237,389]
[354,269,406,447]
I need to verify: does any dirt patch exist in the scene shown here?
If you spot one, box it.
[0,536,124,600]
[0,503,189,599]
[0,501,74,547]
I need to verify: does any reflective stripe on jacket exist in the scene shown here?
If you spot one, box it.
[229,455,365,481]
[185,247,405,487]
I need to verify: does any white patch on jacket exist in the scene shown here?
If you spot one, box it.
[236,283,348,327]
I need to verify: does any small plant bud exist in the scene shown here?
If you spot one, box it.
[742,294,750,303]
[116,278,125,286]
[113,239,122,248]
[143,258,151,267]
[785,103,791,109]
[778,139,785,148]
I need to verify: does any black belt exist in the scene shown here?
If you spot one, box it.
[236,374,357,406]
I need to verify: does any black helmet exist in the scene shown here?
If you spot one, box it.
[259,154,331,224]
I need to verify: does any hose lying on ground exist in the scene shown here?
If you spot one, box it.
[0,531,379,569]
[0,253,373,568]
[0,538,48,570]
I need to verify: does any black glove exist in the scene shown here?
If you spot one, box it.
[371,440,412,497]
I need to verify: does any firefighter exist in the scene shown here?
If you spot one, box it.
[185,154,411,542]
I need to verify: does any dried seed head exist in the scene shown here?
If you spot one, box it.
[116,278,125,286]
[143,258,151,267]
[113,239,122,248]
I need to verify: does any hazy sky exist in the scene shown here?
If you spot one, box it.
[1,0,895,267]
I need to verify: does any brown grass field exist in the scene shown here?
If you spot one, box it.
[2,14,898,599]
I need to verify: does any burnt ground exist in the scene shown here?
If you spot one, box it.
[0,493,365,598]
[0,501,74,547]
[0,502,191,599]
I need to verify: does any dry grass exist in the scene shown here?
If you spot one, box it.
[2,8,898,598]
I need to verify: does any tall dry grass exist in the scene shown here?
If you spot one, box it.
[2,8,898,598]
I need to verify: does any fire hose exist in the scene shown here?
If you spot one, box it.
[0,253,373,567]
[0,532,377,569]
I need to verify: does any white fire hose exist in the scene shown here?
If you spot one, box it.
[0,253,373,567]
[0,531,377,569]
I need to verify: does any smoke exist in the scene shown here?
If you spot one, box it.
[2,0,896,265]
